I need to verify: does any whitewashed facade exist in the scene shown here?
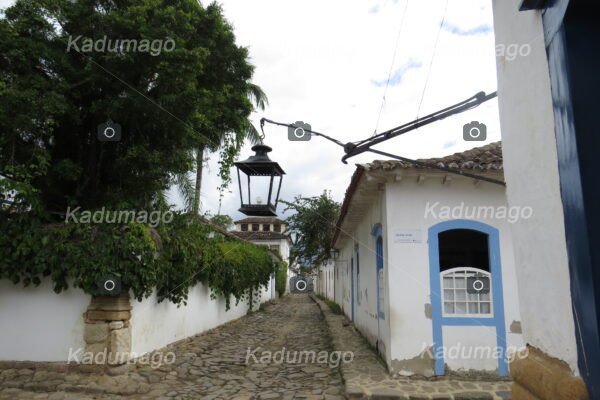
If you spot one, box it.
[231,217,292,295]
[330,143,524,377]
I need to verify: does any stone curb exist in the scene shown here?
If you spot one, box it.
[309,294,512,400]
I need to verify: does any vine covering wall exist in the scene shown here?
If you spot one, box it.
[0,211,280,310]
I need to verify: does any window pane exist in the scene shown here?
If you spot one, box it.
[444,302,455,313]
[455,290,466,301]
[444,289,454,300]
[455,302,467,313]
[480,292,490,301]
[443,277,453,288]
[468,292,479,301]
[480,302,491,313]
[468,302,479,313]
[455,277,466,289]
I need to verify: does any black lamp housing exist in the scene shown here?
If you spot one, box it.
[234,144,285,216]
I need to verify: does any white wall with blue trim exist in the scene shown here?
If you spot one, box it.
[333,170,524,376]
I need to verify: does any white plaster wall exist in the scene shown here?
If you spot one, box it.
[335,191,390,361]
[0,279,89,361]
[316,261,335,300]
[443,326,498,371]
[492,0,580,373]
[130,282,259,355]
[325,260,335,300]
[384,177,522,372]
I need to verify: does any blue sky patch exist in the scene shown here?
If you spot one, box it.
[442,22,492,36]
[372,59,422,87]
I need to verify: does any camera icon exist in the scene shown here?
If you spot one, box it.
[467,275,490,294]
[288,121,312,141]
[97,119,122,142]
[96,274,122,296]
[463,121,487,141]
[289,276,313,293]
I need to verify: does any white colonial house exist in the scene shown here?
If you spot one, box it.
[327,142,524,377]
[231,217,293,295]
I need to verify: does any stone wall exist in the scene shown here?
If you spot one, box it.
[82,293,133,374]
[510,346,588,400]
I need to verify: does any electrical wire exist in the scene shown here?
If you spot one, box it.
[260,90,503,186]
[415,0,449,120]
[373,0,410,136]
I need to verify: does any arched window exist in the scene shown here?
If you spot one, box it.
[438,229,492,316]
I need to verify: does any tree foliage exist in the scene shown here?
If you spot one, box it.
[0,0,277,307]
[209,214,234,230]
[0,213,279,309]
[0,0,255,213]
[282,191,341,271]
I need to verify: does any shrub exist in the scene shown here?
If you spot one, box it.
[0,211,279,309]
[275,261,288,297]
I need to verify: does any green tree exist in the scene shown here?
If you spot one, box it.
[191,82,268,214]
[0,0,256,216]
[209,214,234,230]
[282,191,341,272]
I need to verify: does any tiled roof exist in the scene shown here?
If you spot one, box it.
[229,231,289,241]
[362,142,503,172]
[332,142,504,247]
[234,217,286,224]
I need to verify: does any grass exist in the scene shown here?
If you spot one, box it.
[316,294,343,315]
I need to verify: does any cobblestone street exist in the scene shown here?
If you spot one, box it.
[0,294,512,400]
[0,295,343,400]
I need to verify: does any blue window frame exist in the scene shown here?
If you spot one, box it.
[372,223,385,320]
[376,236,385,319]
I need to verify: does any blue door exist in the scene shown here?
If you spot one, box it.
[376,236,384,319]
[350,257,355,321]
[543,2,600,394]
[428,220,507,377]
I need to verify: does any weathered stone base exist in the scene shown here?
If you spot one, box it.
[80,293,132,373]
[510,346,588,400]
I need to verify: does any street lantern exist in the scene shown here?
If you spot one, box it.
[329,248,340,260]
[234,144,285,216]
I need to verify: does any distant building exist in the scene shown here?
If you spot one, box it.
[327,142,524,377]
[230,217,293,295]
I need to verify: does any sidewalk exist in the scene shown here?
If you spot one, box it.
[310,295,512,400]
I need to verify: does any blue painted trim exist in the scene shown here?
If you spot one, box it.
[371,223,383,237]
[372,223,385,319]
[376,236,385,320]
[350,257,355,321]
[544,4,600,394]
[355,244,360,307]
[428,219,508,377]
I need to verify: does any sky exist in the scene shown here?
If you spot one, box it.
[0,0,501,221]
